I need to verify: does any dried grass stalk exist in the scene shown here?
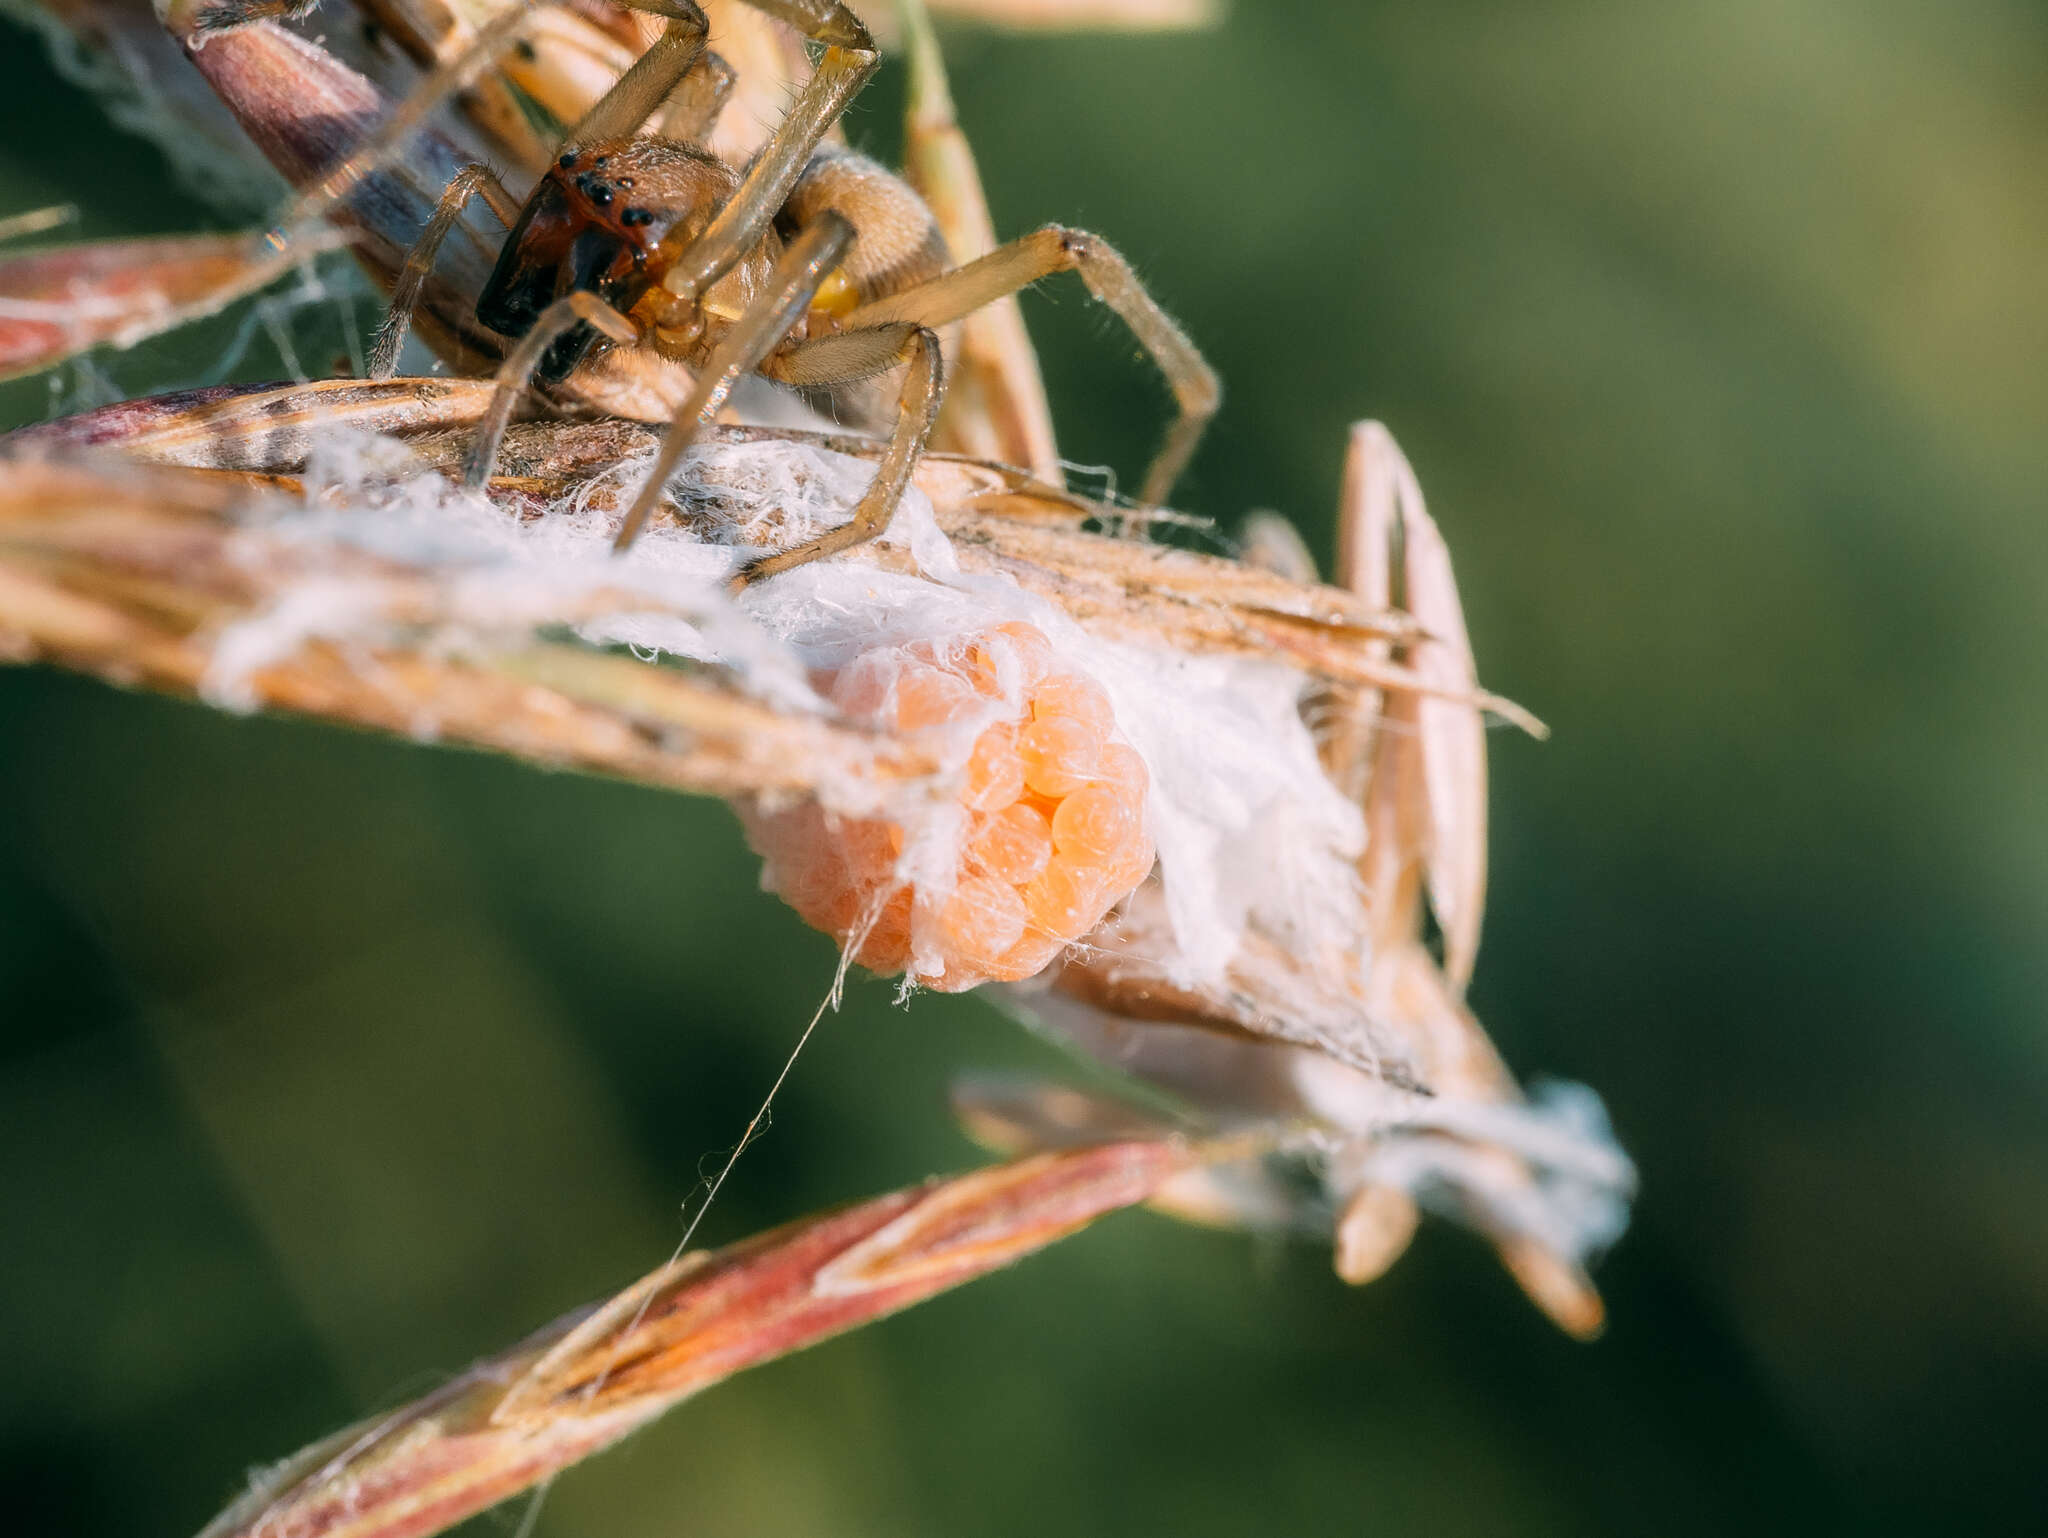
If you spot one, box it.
[9,380,1539,727]
[0,230,347,381]
[198,1139,1202,1538]
[0,450,934,799]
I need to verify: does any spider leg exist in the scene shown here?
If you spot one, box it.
[738,319,945,584]
[367,164,521,379]
[660,50,738,146]
[659,5,880,306]
[612,213,857,550]
[844,225,1220,510]
[560,7,712,151]
[462,291,640,488]
[181,0,319,34]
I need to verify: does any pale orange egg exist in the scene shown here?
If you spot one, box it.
[742,624,1154,990]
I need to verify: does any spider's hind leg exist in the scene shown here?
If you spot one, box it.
[845,226,1219,511]
[741,318,946,583]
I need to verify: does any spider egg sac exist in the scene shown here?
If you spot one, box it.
[741,623,1154,991]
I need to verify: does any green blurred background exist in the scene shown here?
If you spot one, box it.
[3,1,2045,1533]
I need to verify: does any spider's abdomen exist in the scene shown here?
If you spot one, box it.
[779,146,950,307]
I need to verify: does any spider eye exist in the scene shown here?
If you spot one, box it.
[557,153,576,170]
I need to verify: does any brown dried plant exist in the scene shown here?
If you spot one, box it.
[183,1140,1211,1538]
[0,5,1631,1533]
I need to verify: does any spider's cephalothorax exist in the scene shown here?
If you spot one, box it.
[477,139,763,384]
[371,0,1219,579]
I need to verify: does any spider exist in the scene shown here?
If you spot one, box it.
[338,0,1220,582]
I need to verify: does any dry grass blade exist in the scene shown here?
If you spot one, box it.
[196,1139,1201,1538]
[24,382,1540,724]
[14,376,512,464]
[9,380,1542,729]
[900,0,1064,481]
[0,451,934,799]
[1339,420,1491,986]
[0,231,339,380]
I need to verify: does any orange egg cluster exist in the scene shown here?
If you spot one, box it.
[743,623,1153,991]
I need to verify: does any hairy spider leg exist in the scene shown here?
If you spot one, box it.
[368,164,521,378]
[846,225,1220,511]
[659,51,739,146]
[558,7,714,151]
[731,322,944,580]
[653,13,879,309]
[463,292,640,488]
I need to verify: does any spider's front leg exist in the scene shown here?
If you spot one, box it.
[558,1,715,150]
[611,213,866,551]
[368,164,523,379]
[463,292,641,488]
[655,3,880,309]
